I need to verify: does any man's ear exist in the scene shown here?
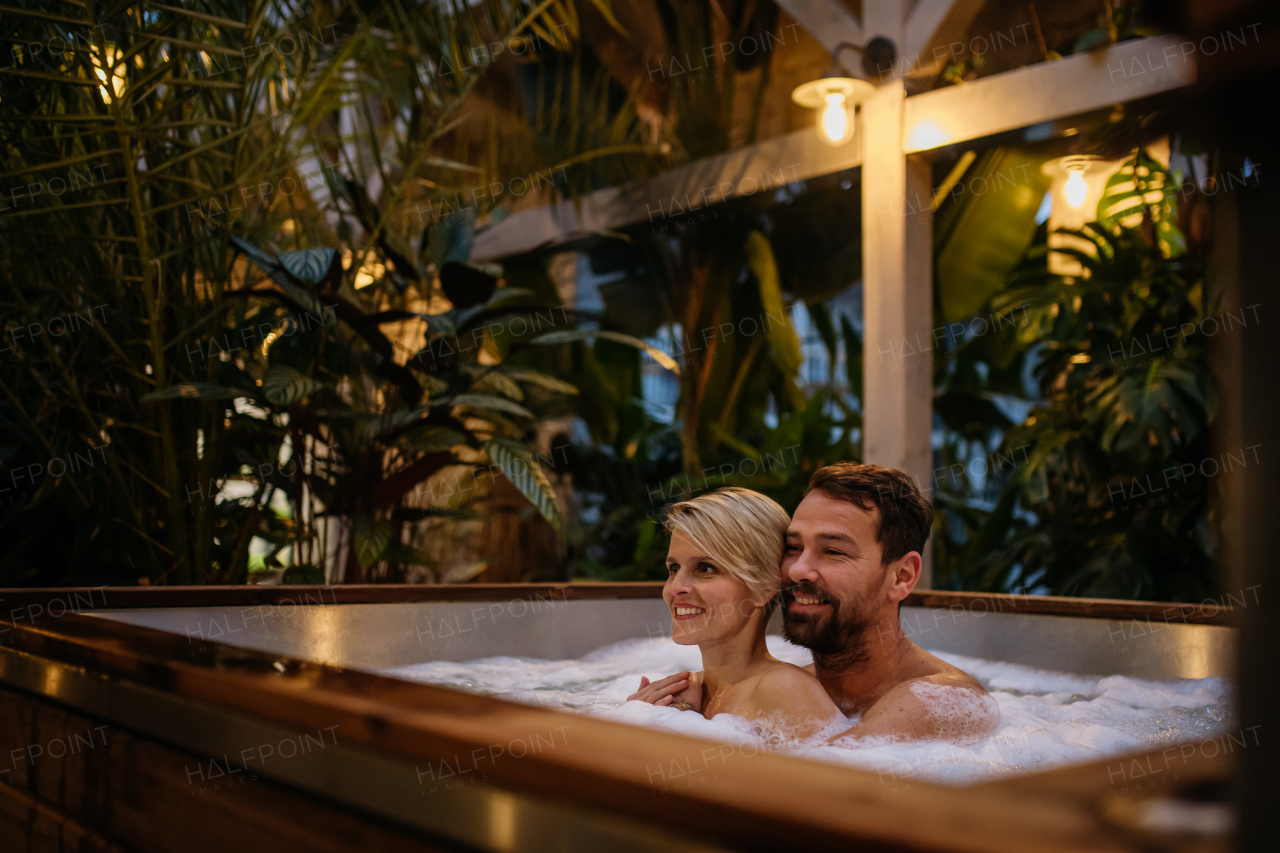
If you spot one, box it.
[888,552,922,603]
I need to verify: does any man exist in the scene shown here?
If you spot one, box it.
[780,463,997,741]
[637,463,998,742]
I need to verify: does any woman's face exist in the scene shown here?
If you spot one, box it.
[663,531,769,645]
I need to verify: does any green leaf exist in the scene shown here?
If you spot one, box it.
[262,365,326,405]
[839,314,863,401]
[230,236,330,319]
[141,383,245,403]
[442,393,534,419]
[484,287,538,311]
[746,230,804,406]
[483,438,563,532]
[382,542,438,568]
[282,564,325,584]
[503,368,579,395]
[279,249,339,285]
[529,329,679,373]
[398,425,466,454]
[426,214,475,269]
[934,147,1051,323]
[472,371,524,401]
[352,516,394,568]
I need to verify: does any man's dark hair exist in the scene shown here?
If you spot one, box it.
[806,463,933,565]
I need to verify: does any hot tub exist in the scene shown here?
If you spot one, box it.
[0,584,1236,852]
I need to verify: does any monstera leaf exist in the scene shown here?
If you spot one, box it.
[1096,148,1186,259]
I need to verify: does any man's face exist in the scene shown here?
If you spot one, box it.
[780,490,892,659]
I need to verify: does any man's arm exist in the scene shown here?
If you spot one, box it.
[830,674,999,743]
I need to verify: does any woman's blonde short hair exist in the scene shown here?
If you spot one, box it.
[663,487,791,601]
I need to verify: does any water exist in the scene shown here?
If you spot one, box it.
[383,636,1232,784]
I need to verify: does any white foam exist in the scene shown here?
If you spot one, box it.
[382,635,1233,783]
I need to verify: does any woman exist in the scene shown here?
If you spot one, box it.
[626,488,841,738]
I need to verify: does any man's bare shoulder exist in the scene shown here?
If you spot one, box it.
[905,646,989,695]
[842,673,998,742]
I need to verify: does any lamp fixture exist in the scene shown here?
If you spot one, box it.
[1040,155,1112,277]
[791,38,896,147]
[1041,155,1107,210]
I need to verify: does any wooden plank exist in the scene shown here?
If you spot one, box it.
[902,35,1197,153]
[905,590,1236,626]
[0,783,126,853]
[0,583,1237,624]
[471,127,860,260]
[0,582,666,611]
[0,684,454,853]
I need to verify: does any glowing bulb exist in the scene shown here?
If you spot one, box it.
[1064,169,1088,208]
[822,93,848,142]
[818,92,854,146]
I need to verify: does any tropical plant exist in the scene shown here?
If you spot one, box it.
[932,147,1221,600]
[0,0,659,586]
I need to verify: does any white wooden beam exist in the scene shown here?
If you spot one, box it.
[903,34,1196,153]
[474,36,1194,261]
[773,0,864,70]
[472,126,863,260]
[902,0,987,76]
[859,79,936,586]
[863,0,904,50]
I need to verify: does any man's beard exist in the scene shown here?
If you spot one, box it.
[782,582,872,671]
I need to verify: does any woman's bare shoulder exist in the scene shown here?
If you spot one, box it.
[755,660,821,687]
[751,661,832,703]
[748,661,840,724]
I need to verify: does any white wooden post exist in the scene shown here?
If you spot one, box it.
[860,79,936,586]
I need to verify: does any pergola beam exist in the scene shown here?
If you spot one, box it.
[470,30,1197,592]
[473,36,1195,261]
[472,125,863,260]
[903,0,987,75]
[904,34,1195,152]
[773,0,864,69]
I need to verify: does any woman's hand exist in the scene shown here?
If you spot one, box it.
[627,671,699,708]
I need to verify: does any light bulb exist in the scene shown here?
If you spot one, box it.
[819,92,853,146]
[1064,169,1088,208]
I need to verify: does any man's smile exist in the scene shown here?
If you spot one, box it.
[785,587,836,611]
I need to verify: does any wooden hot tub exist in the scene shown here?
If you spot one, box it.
[0,584,1236,852]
